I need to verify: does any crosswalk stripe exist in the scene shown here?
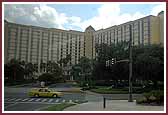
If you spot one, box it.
[48,99,53,103]
[62,99,66,103]
[4,98,81,104]
[6,98,14,101]
[41,99,47,102]
[28,98,34,102]
[5,98,10,101]
[69,100,72,103]
[8,98,17,101]
[15,98,22,101]
[35,98,41,102]
[55,99,59,103]
[22,98,29,101]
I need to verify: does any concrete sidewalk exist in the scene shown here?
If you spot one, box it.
[64,100,164,111]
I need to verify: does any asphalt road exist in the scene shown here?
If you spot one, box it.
[4,83,86,111]
[3,83,142,111]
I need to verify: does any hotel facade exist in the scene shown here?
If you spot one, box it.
[4,11,164,74]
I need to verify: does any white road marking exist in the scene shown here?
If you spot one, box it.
[48,99,53,103]
[41,99,47,102]
[55,99,59,103]
[62,99,66,103]
[21,98,30,101]
[35,98,41,102]
[15,98,22,101]
[7,98,16,101]
[28,98,34,102]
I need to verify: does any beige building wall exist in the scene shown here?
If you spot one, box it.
[4,11,164,67]
[150,16,160,44]
[84,26,95,60]
[158,11,164,46]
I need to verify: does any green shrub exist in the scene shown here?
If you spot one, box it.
[38,73,65,84]
[136,90,164,105]
[90,87,128,94]
[136,97,147,104]
[151,90,164,104]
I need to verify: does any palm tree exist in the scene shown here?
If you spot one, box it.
[46,61,52,73]
[78,57,92,81]
[58,54,71,67]
[6,59,24,81]
[25,62,34,79]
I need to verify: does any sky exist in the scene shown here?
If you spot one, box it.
[4,3,166,31]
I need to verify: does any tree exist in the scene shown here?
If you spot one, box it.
[133,45,164,87]
[94,42,129,81]
[46,61,63,78]
[58,54,71,67]
[78,57,92,82]
[71,64,81,81]
[24,62,34,79]
[93,42,164,88]
[38,61,64,84]
[5,59,24,82]
[38,73,55,83]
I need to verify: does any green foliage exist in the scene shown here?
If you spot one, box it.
[133,45,164,83]
[4,58,65,85]
[38,73,65,84]
[25,63,34,78]
[90,86,148,94]
[71,56,93,83]
[90,87,128,94]
[58,54,71,67]
[38,73,55,82]
[136,90,164,105]
[94,42,130,81]
[4,59,25,82]
[71,65,81,80]
[93,43,164,89]
[78,57,92,73]
[46,61,63,76]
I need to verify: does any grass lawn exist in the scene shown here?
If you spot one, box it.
[40,103,76,111]
[90,86,144,94]
[90,87,128,94]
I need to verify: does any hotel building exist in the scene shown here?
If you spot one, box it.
[4,11,164,74]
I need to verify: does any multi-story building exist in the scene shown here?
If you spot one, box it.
[4,11,164,75]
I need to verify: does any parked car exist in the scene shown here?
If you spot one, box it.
[28,88,63,98]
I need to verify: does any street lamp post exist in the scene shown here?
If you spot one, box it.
[128,24,133,102]
[105,25,133,102]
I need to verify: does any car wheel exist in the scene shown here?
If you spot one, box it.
[34,94,39,97]
[53,94,57,98]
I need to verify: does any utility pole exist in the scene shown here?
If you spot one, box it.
[128,24,133,102]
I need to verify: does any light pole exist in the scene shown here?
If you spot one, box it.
[105,27,133,102]
[128,24,133,102]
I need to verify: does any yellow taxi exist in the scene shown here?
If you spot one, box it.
[28,88,63,98]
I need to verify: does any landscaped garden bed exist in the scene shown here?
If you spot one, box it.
[136,90,164,106]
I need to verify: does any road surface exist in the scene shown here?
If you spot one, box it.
[3,83,142,111]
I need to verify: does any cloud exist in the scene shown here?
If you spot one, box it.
[71,4,146,31]
[4,3,165,31]
[150,4,165,16]
[4,4,80,30]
